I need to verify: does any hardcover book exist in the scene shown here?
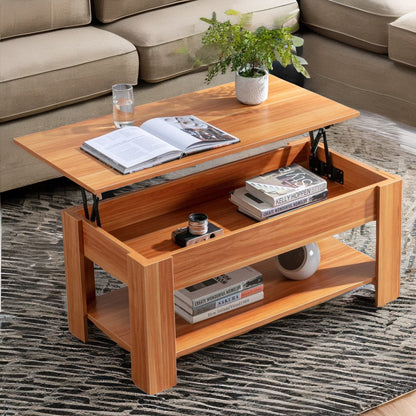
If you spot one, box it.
[230,187,328,220]
[175,283,264,316]
[245,164,327,206]
[175,291,264,324]
[81,115,239,174]
[174,266,263,308]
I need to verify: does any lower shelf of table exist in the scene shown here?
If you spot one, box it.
[87,237,375,358]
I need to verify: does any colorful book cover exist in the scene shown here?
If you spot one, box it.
[174,266,263,308]
[175,291,264,324]
[245,164,327,206]
[175,283,264,316]
[231,187,328,220]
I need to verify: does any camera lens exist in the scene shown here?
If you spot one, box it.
[188,213,208,235]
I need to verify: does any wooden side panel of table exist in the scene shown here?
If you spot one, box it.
[127,253,177,394]
[376,178,402,306]
[62,210,95,343]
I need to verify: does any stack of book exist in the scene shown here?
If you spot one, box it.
[174,266,264,324]
[230,163,328,221]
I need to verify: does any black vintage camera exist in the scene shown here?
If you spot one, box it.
[172,213,223,247]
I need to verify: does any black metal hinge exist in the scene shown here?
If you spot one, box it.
[309,127,344,184]
[81,188,101,227]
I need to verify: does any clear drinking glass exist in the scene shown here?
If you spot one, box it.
[112,84,134,128]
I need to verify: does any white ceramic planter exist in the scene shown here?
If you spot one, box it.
[235,68,268,105]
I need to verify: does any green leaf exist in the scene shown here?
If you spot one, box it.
[292,36,304,47]
[300,66,310,78]
[296,56,308,66]
[240,12,253,29]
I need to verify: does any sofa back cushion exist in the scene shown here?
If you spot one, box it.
[93,0,192,23]
[0,0,91,40]
[102,0,299,83]
[300,0,416,54]
[389,11,416,68]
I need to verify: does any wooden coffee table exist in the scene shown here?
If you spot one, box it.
[15,76,402,394]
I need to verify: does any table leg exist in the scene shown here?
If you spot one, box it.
[62,211,95,342]
[375,179,402,307]
[127,253,177,394]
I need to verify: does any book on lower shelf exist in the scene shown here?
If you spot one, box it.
[175,282,264,316]
[174,266,263,309]
[81,115,239,174]
[245,163,327,206]
[175,291,264,324]
[174,266,264,324]
[231,187,328,221]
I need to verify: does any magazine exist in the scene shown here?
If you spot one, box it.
[81,115,240,174]
[174,266,263,308]
[175,291,264,324]
[245,164,327,206]
[230,187,328,220]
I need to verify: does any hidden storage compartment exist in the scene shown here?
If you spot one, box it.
[92,139,387,273]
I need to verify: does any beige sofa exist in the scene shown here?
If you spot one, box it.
[299,0,416,129]
[0,0,299,192]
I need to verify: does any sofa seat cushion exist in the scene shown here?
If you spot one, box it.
[0,26,138,122]
[0,0,91,40]
[101,0,299,83]
[389,11,416,68]
[93,0,192,24]
[300,0,416,54]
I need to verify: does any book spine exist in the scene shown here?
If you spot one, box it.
[176,284,264,316]
[175,291,264,324]
[176,274,263,308]
[260,189,328,217]
[247,181,327,206]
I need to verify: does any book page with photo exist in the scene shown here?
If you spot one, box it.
[81,115,239,174]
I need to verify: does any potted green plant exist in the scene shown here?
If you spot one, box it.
[200,10,310,105]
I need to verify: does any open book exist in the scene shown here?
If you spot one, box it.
[81,115,240,174]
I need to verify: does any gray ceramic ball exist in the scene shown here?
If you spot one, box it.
[275,242,321,280]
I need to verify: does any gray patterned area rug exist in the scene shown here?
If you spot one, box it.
[1,112,415,416]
